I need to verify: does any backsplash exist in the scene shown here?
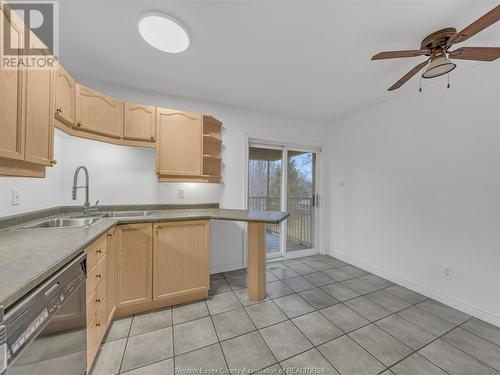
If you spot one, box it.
[0,130,223,217]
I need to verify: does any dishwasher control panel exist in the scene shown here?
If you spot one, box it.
[0,325,6,375]
[9,308,48,355]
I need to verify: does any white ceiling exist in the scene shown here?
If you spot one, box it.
[59,0,500,123]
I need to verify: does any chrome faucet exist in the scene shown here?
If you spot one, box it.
[72,166,99,214]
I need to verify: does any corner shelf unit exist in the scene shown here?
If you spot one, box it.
[202,115,222,182]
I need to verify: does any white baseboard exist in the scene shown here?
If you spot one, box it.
[328,250,500,328]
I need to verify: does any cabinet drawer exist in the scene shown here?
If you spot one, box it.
[96,296,108,343]
[96,253,107,280]
[86,254,107,300]
[86,298,107,371]
[86,276,107,326]
[86,313,98,371]
[86,235,107,270]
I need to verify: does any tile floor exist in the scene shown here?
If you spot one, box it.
[90,255,500,375]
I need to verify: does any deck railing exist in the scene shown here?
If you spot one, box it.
[248,196,313,247]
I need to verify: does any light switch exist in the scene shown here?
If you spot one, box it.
[12,190,20,205]
[178,189,186,199]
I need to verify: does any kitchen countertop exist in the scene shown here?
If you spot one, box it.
[0,208,289,310]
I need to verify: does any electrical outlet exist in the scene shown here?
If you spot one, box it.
[338,181,345,188]
[442,267,453,280]
[11,190,20,206]
[178,189,185,200]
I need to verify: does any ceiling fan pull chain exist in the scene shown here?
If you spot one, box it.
[419,69,424,92]
[447,73,451,89]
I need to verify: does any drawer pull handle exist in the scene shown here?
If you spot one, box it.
[95,298,101,303]
[96,274,102,279]
[96,249,102,254]
[96,322,101,327]
[56,108,63,114]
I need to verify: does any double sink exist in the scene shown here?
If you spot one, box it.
[19,211,153,230]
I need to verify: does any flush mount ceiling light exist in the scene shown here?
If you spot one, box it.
[138,12,190,53]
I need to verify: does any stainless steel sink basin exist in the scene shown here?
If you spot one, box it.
[20,217,100,229]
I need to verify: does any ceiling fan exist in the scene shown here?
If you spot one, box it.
[372,5,500,91]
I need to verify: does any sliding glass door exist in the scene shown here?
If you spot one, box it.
[248,145,283,257]
[248,142,318,259]
[286,150,316,253]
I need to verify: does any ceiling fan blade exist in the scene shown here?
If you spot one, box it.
[372,50,428,60]
[448,47,500,61]
[388,60,429,91]
[448,5,500,45]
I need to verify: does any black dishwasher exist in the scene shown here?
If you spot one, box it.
[3,253,87,374]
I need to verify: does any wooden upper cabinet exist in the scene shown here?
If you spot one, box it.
[75,84,123,139]
[156,108,202,177]
[115,223,153,308]
[0,7,24,161]
[0,8,53,176]
[54,64,76,127]
[24,50,55,166]
[123,103,156,142]
[153,221,210,301]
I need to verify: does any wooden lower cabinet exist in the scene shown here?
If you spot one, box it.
[85,232,109,371]
[86,221,210,369]
[153,220,210,301]
[115,223,153,309]
[86,313,98,371]
[106,228,117,324]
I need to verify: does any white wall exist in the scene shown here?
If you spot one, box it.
[58,131,221,207]
[328,64,500,325]
[0,83,328,272]
[0,133,64,216]
[74,80,329,272]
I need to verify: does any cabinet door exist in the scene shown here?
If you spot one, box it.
[24,50,54,166]
[0,7,24,160]
[123,102,156,142]
[75,84,123,138]
[54,64,76,126]
[116,223,152,308]
[156,108,202,176]
[153,220,210,301]
[106,228,116,323]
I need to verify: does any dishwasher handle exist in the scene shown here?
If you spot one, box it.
[44,282,61,298]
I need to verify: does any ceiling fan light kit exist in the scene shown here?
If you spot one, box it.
[422,55,456,79]
[371,5,500,91]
